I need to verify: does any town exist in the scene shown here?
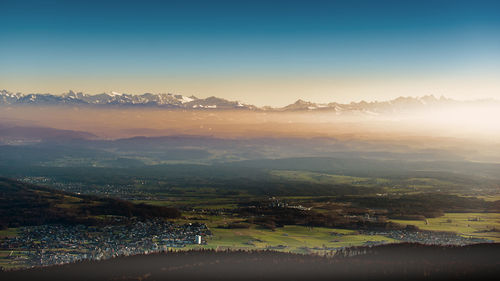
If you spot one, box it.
[361,229,491,246]
[0,219,209,268]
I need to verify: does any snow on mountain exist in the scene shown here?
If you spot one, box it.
[0,90,495,114]
[274,95,465,115]
[282,99,319,111]
[0,90,254,109]
[181,96,194,103]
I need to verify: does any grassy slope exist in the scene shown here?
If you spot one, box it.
[187,225,396,254]
[391,213,500,242]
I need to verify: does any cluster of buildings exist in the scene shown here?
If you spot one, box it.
[19,177,138,199]
[267,197,311,210]
[0,219,210,268]
[362,229,491,245]
[296,229,491,255]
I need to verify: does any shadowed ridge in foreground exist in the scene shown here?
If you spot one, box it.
[2,243,499,281]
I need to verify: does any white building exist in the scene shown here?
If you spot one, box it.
[195,235,202,244]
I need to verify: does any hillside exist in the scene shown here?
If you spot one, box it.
[0,177,180,229]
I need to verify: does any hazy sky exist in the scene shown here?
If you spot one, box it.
[1,0,499,106]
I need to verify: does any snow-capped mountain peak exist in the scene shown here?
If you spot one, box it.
[1,90,496,114]
[0,90,253,110]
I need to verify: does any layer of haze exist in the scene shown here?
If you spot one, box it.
[2,105,500,162]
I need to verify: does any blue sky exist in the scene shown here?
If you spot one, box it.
[1,0,499,105]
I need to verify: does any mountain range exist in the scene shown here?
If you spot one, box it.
[0,90,496,114]
[0,90,255,110]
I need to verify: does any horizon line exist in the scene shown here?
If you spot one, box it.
[2,89,499,108]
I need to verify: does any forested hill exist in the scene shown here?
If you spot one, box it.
[2,243,499,281]
[0,177,180,229]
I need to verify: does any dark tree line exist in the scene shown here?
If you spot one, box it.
[238,206,403,231]
[2,243,499,281]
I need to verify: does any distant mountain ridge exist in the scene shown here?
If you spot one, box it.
[0,90,255,110]
[1,90,497,113]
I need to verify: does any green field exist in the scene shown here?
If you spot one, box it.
[171,212,397,254]
[189,225,396,254]
[133,198,239,210]
[0,250,29,270]
[0,228,19,238]
[269,170,469,194]
[270,170,376,185]
[391,213,500,242]
[475,195,500,202]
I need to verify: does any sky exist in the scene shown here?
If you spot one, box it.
[1,0,499,106]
